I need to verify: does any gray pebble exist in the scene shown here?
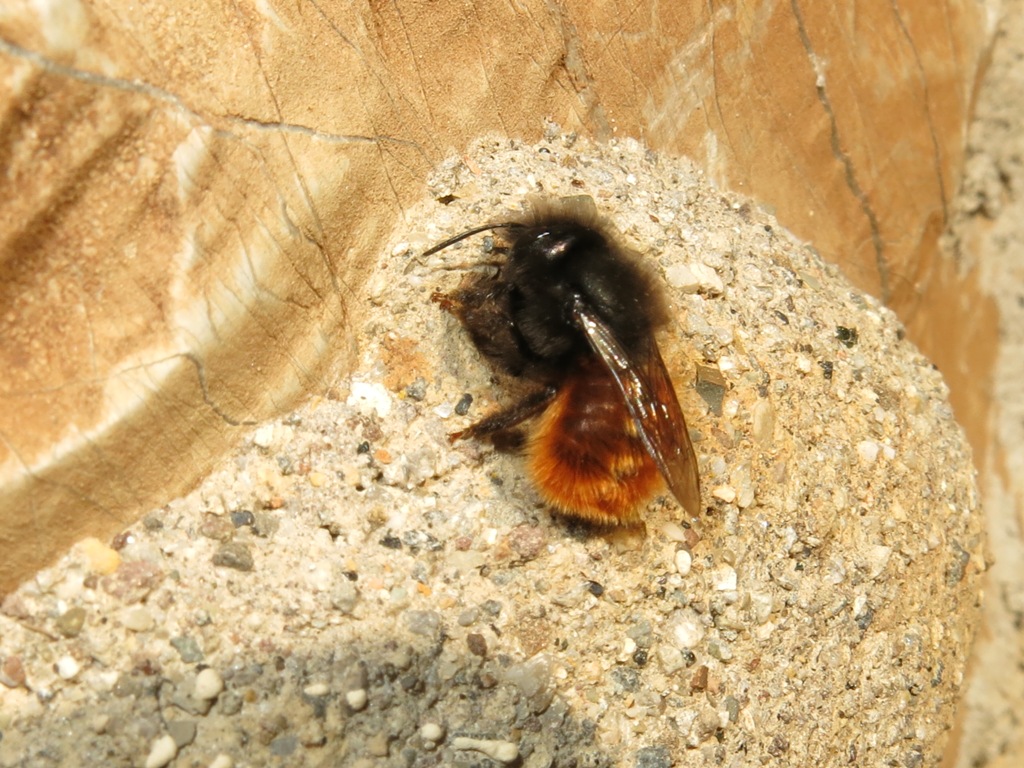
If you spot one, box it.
[167,720,197,748]
[56,606,87,637]
[170,635,204,663]
[270,734,298,756]
[212,542,254,571]
[635,745,671,768]
[405,610,441,637]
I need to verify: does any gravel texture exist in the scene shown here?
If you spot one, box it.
[0,135,984,767]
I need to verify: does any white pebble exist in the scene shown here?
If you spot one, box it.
[145,734,178,768]
[749,591,774,624]
[56,655,80,680]
[452,736,519,764]
[367,273,388,303]
[865,545,893,579]
[736,485,756,509]
[657,643,686,673]
[122,607,155,632]
[661,521,690,543]
[209,755,233,768]
[252,425,274,448]
[303,682,330,697]
[346,688,368,710]
[857,440,880,464]
[712,485,737,503]
[673,612,705,648]
[665,264,700,292]
[194,668,224,701]
[689,262,724,294]
[420,722,445,743]
[674,549,692,576]
[347,380,392,418]
[710,565,738,591]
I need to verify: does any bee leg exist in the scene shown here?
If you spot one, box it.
[451,387,557,444]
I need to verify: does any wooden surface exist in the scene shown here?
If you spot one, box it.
[0,0,994,591]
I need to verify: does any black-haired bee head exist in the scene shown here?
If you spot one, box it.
[504,221,662,365]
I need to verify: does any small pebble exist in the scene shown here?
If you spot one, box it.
[405,610,441,637]
[230,510,255,528]
[673,612,705,648]
[405,377,427,401]
[635,745,672,768]
[346,688,368,711]
[708,638,734,661]
[674,550,692,576]
[420,722,445,744]
[79,537,121,575]
[864,544,893,579]
[212,542,254,572]
[454,393,473,415]
[199,515,234,541]
[270,734,299,756]
[665,264,700,292]
[466,633,487,657]
[56,606,87,637]
[194,668,224,700]
[688,262,724,294]
[144,734,178,768]
[56,655,81,680]
[167,720,197,748]
[122,607,155,632]
[751,399,775,445]
[365,732,389,756]
[481,599,503,617]
[347,380,392,418]
[657,644,686,674]
[170,635,204,663]
[209,755,233,768]
[749,591,774,624]
[660,521,690,543]
[142,514,164,530]
[711,485,737,503]
[303,682,329,697]
[252,425,274,448]
[506,524,546,561]
[331,581,359,614]
[101,561,164,604]
[452,736,519,764]
[710,565,737,591]
[0,656,26,688]
[857,440,881,464]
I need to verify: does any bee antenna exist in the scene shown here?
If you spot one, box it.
[422,221,523,257]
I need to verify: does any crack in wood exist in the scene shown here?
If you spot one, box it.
[788,0,891,302]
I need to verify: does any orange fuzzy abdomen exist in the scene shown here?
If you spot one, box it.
[526,364,663,525]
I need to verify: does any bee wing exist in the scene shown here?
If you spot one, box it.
[572,298,702,523]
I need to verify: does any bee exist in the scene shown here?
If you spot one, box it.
[426,198,701,528]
